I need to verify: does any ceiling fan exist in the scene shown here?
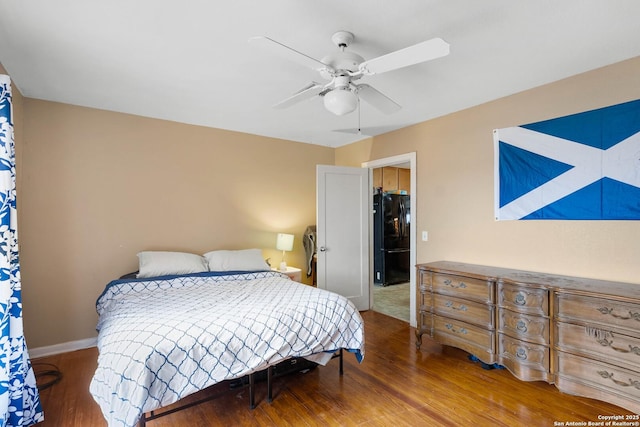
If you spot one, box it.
[249,31,450,116]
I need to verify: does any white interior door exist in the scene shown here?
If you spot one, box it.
[316,165,370,310]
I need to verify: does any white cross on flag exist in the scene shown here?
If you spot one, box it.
[494,99,640,220]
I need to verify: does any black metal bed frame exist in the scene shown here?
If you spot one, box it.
[137,349,344,427]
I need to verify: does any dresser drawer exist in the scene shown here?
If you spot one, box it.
[432,273,493,304]
[555,293,640,336]
[432,314,496,364]
[498,308,549,345]
[432,294,494,330]
[498,333,551,382]
[498,282,548,316]
[555,322,640,372]
[556,352,640,413]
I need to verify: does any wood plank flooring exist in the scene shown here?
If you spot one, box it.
[33,310,633,426]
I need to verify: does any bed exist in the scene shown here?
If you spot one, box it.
[89,250,365,427]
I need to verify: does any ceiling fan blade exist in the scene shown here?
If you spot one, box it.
[359,37,450,75]
[249,36,332,73]
[273,82,324,109]
[356,84,401,114]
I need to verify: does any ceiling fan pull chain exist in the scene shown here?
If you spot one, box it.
[358,97,362,135]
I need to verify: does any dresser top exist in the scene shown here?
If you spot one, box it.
[418,261,640,300]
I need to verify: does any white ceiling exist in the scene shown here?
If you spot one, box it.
[1,1,640,148]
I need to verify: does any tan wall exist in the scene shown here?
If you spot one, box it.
[18,100,333,348]
[337,56,640,284]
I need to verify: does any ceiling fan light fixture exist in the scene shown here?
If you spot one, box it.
[323,88,358,116]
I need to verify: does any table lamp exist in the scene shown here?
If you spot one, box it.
[276,233,294,272]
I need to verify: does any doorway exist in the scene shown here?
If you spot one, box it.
[362,153,417,327]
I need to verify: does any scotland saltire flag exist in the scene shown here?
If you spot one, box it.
[494,99,640,220]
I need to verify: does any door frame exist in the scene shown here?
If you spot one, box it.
[362,152,417,327]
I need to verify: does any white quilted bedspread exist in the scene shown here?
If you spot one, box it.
[89,271,365,427]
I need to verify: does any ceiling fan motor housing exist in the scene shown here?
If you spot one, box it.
[320,51,364,79]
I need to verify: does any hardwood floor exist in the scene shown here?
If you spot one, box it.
[33,310,632,426]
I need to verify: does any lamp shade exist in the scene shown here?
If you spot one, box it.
[323,88,358,116]
[276,233,294,252]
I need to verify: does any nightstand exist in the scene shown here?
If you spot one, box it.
[272,266,302,283]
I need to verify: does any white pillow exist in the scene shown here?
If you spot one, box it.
[203,249,269,272]
[137,251,209,278]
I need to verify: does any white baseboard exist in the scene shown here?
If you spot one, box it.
[29,337,97,359]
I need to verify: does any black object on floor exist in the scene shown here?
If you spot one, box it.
[468,354,505,370]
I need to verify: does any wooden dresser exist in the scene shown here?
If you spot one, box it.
[416,261,640,413]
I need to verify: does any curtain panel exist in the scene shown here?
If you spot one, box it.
[0,75,43,425]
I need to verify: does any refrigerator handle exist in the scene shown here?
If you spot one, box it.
[402,198,408,239]
[399,199,405,238]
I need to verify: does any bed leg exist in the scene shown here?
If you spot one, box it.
[339,348,344,376]
[138,414,146,427]
[267,365,273,403]
[249,373,256,409]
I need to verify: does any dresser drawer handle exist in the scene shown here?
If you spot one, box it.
[445,323,468,335]
[445,301,467,311]
[443,279,467,289]
[597,306,640,322]
[587,327,640,356]
[515,348,527,360]
[598,339,640,356]
[597,370,640,389]
[516,320,528,333]
[514,293,526,306]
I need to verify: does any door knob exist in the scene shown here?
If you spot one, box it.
[319,246,327,252]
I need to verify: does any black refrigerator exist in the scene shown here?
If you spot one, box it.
[373,193,410,286]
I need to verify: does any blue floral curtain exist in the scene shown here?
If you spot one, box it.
[0,75,43,425]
